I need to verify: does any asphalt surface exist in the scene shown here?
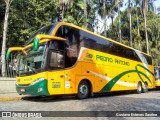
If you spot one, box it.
[0,90,160,120]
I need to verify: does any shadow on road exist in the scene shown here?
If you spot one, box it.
[21,95,77,102]
[21,89,159,102]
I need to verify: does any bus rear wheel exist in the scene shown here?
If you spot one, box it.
[77,81,89,99]
[137,82,142,94]
[143,82,148,93]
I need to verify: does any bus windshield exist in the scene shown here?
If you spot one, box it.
[18,44,47,76]
[17,24,57,76]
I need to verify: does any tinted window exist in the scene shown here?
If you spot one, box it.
[79,30,153,65]
[116,45,127,58]
[49,41,65,51]
[49,51,64,70]
[55,25,152,65]
[55,26,80,68]
[144,54,152,65]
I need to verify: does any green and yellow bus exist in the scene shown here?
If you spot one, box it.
[7,22,155,99]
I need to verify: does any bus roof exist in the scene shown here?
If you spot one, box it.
[53,22,151,57]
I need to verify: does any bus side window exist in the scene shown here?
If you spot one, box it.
[117,45,126,58]
[49,51,64,69]
[109,43,118,56]
[64,27,80,68]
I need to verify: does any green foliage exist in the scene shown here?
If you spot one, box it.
[0,0,5,38]
[4,0,97,48]
[7,0,58,47]
[1,0,160,65]
[62,0,97,30]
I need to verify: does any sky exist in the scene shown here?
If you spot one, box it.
[95,0,160,33]
[154,0,160,13]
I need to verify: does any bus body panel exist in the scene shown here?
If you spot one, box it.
[78,48,154,92]
[16,72,48,85]
[16,72,49,95]
[47,70,65,95]
[16,48,155,95]
[13,22,155,96]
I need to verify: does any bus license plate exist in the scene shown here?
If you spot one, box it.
[20,88,25,92]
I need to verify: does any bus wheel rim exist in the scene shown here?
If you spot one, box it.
[80,85,87,95]
[138,84,141,92]
[144,83,148,90]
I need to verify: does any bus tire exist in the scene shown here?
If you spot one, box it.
[137,82,142,94]
[77,81,89,99]
[142,82,148,93]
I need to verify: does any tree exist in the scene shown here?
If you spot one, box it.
[118,0,123,42]
[7,0,60,46]
[1,0,13,77]
[0,0,5,50]
[84,0,87,28]
[58,0,74,21]
[133,0,142,50]
[103,0,123,42]
[147,11,160,65]
[157,7,160,15]
[4,0,97,50]
[128,0,133,47]
[112,0,123,42]
[142,0,149,54]
[141,0,156,54]
[0,1,5,23]
[96,0,116,37]
[62,0,96,30]
[110,6,160,65]
[148,0,156,12]
[103,0,107,36]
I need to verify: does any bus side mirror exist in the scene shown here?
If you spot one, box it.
[33,37,40,51]
[6,47,27,60]
[6,50,11,60]
[33,34,66,51]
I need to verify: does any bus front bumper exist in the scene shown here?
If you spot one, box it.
[16,79,49,96]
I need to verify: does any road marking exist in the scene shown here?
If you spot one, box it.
[0,96,22,102]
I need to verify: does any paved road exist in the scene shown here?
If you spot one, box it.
[0,90,160,120]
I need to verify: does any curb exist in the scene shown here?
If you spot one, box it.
[0,96,23,102]
[0,77,16,81]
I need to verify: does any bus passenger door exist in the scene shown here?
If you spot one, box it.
[47,50,65,95]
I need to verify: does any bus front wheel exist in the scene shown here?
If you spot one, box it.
[137,82,142,94]
[77,81,89,99]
